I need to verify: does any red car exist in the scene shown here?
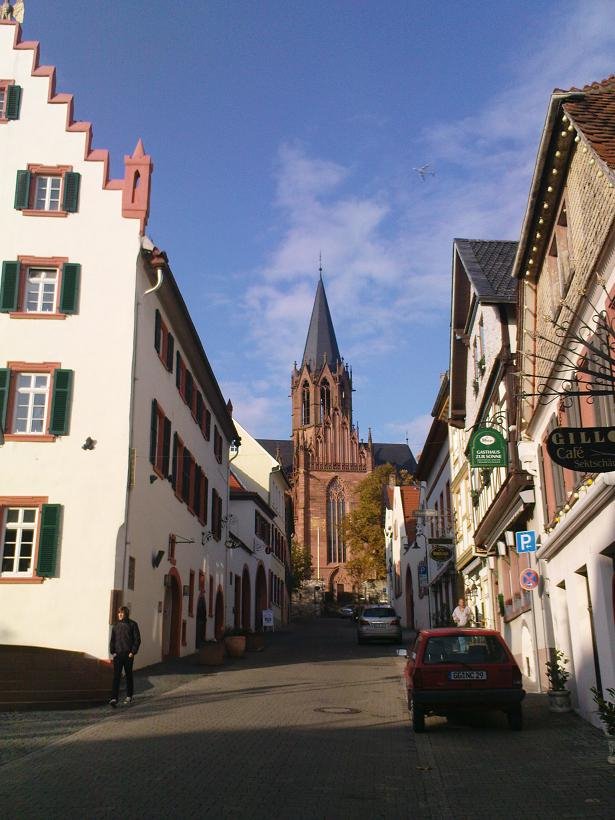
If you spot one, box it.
[403,628,525,732]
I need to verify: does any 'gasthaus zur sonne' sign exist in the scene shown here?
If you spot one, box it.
[546,426,615,473]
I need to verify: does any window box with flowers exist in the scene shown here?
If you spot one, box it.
[471,489,481,508]
[477,356,486,376]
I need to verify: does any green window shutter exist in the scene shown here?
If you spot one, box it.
[176,352,182,390]
[59,263,80,314]
[62,172,80,213]
[36,504,62,577]
[196,391,203,427]
[171,432,178,489]
[14,169,31,210]
[149,398,158,465]
[49,369,73,435]
[162,417,171,477]
[185,370,193,406]
[193,466,202,516]
[166,333,174,371]
[154,309,161,353]
[0,368,10,432]
[203,475,208,525]
[6,85,22,120]
[0,261,19,312]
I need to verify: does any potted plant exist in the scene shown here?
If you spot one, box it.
[224,628,247,658]
[471,489,480,508]
[590,686,615,764]
[197,640,225,667]
[545,649,571,712]
[246,629,265,652]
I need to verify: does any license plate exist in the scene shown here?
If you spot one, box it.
[371,623,387,629]
[448,671,487,680]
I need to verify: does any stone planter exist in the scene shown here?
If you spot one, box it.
[197,643,225,666]
[224,635,246,658]
[246,632,265,652]
[547,689,572,713]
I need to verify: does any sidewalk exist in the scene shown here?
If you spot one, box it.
[0,628,293,768]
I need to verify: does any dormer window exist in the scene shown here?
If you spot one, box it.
[14,166,81,215]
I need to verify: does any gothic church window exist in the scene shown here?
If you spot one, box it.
[302,382,310,425]
[327,478,346,564]
[320,379,331,419]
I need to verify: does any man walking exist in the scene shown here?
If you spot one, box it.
[109,606,141,707]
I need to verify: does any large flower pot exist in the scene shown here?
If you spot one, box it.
[246,632,265,652]
[198,643,225,666]
[606,733,615,765]
[547,689,572,713]
[224,635,246,658]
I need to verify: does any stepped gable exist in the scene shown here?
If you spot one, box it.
[301,276,342,372]
[454,239,518,302]
[1,20,151,229]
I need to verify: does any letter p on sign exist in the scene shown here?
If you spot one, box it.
[515,530,536,553]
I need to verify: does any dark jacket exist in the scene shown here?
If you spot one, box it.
[110,618,141,656]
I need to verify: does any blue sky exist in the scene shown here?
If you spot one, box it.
[24,1,615,454]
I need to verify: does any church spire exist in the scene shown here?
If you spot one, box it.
[301,273,341,372]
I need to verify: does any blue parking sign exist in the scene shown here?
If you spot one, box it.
[516,530,536,553]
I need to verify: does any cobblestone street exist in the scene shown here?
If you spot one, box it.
[1,619,614,819]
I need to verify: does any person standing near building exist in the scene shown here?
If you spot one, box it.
[452,597,472,627]
[109,606,141,707]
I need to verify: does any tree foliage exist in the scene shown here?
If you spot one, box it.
[290,538,312,592]
[343,464,413,585]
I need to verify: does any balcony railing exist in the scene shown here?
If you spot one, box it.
[312,461,367,472]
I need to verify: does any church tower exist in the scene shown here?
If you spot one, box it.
[291,275,374,595]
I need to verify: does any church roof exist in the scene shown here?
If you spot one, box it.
[301,277,342,371]
[454,240,518,302]
[372,442,417,474]
[257,438,417,475]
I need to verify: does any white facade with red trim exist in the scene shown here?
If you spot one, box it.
[0,21,236,670]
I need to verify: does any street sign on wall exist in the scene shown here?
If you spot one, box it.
[468,428,508,468]
[515,530,536,553]
[546,426,615,473]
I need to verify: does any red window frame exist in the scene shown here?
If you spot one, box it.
[0,495,48,583]
[3,361,60,442]
[7,256,69,320]
[22,165,73,218]
[0,79,14,122]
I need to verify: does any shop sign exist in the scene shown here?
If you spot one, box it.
[430,545,453,562]
[468,427,508,468]
[546,426,615,473]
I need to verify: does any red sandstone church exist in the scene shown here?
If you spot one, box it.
[260,276,416,597]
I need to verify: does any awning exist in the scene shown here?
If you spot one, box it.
[429,558,454,586]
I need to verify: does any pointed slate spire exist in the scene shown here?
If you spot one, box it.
[301,275,341,372]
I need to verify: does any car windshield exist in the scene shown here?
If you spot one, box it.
[363,608,396,618]
[423,636,508,665]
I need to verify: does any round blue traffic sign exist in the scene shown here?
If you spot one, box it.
[520,568,539,590]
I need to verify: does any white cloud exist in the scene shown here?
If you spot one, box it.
[232,0,615,439]
[385,414,434,458]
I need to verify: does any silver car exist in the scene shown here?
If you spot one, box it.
[357,606,402,644]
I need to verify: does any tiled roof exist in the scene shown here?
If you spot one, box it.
[563,77,615,170]
[455,239,518,302]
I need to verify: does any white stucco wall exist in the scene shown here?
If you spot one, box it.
[0,25,141,658]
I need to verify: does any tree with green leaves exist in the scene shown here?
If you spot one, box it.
[289,537,312,592]
[343,464,415,587]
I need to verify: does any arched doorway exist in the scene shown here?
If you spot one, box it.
[162,570,182,658]
[255,564,267,629]
[195,593,207,649]
[214,587,225,640]
[405,566,415,630]
[241,566,251,631]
